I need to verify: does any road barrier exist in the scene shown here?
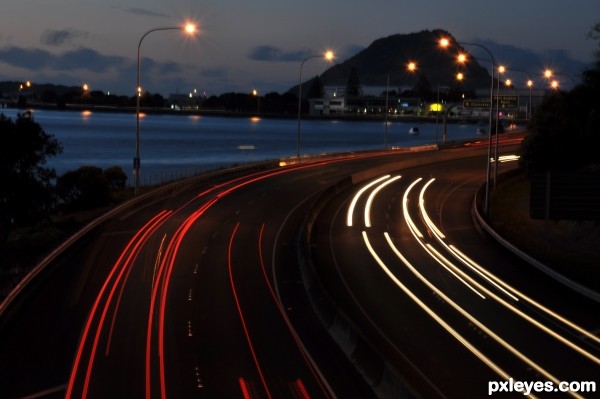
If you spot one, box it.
[0,160,279,317]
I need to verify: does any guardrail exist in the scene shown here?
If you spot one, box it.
[472,172,600,303]
[0,160,279,317]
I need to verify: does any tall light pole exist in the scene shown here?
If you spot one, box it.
[440,37,496,216]
[385,61,417,149]
[504,68,533,120]
[296,51,334,159]
[252,89,260,115]
[134,23,196,195]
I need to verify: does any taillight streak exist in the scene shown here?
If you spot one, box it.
[146,199,217,399]
[258,224,332,398]
[66,210,172,399]
[229,222,273,399]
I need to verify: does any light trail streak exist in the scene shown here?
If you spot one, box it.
[257,224,332,398]
[383,232,578,398]
[447,244,600,347]
[229,222,273,399]
[361,231,514,386]
[418,178,518,301]
[66,210,172,399]
[402,178,485,298]
[417,179,600,353]
[346,175,391,227]
[364,175,401,228]
[146,199,217,399]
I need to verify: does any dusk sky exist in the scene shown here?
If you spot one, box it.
[2,0,600,97]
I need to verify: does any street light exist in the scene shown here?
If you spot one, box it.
[384,61,418,149]
[543,68,576,89]
[252,89,260,114]
[503,67,533,120]
[440,37,496,216]
[296,50,334,159]
[134,23,196,195]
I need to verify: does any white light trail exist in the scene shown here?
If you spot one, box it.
[365,175,401,227]
[403,178,486,298]
[347,175,391,227]
[383,232,580,398]
[418,179,600,347]
[361,231,514,385]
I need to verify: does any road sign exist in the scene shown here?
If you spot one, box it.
[494,95,519,108]
[463,100,491,109]
[463,95,519,109]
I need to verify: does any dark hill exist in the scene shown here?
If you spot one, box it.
[294,29,493,95]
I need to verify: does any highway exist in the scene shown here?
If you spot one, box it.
[0,134,598,398]
[310,142,600,397]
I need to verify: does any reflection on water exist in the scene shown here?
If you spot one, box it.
[0,108,520,185]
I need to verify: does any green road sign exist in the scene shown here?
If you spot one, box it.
[464,95,519,109]
[463,100,491,109]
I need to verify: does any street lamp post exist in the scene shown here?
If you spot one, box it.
[296,51,334,159]
[252,89,260,114]
[134,24,195,195]
[385,61,417,149]
[505,68,533,120]
[440,37,496,216]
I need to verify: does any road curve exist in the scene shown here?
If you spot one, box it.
[1,134,597,398]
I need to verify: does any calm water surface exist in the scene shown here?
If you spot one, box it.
[1,108,509,184]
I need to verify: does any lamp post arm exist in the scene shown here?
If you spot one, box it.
[135,26,181,196]
[296,54,324,158]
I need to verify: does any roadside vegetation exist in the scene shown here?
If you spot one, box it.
[490,21,600,291]
[0,112,131,297]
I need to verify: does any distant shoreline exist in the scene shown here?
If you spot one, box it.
[1,102,528,125]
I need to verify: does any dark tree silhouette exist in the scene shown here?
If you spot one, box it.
[56,166,112,212]
[345,67,362,97]
[0,112,62,243]
[307,76,325,98]
[521,21,600,174]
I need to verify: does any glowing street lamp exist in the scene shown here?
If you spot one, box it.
[440,36,496,216]
[296,50,334,158]
[252,89,260,114]
[543,68,575,90]
[134,22,196,195]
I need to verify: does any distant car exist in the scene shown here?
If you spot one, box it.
[408,126,420,135]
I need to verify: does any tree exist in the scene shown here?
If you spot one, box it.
[104,166,128,190]
[345,67,362,97]
[0,112,63,243]
[412,74,433,100]
[56,166,112,212]
[307,76,325,98]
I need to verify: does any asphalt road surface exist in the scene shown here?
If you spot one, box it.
[1,134,598,398]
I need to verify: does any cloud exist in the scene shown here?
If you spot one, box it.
[0,46,127,73]
[124,7,170,18]
[58,48,127,72]
[0,46,52,70]
[41,29,88,47]
[248,45,313,62]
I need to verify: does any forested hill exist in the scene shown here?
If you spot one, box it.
[306,29,493,92]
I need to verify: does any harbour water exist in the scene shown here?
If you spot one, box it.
[1,108,513,185]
